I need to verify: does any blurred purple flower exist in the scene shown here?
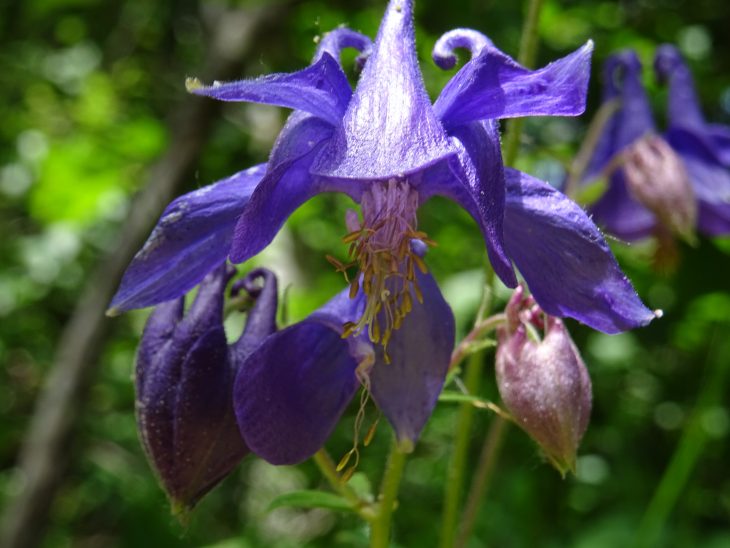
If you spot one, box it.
[110,0,653,337]
[655,44,730,236]
[136,264,277,511]
[583,48,730,241]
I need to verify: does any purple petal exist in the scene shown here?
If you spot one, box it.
[108,165,266,314]
[187,53,351,126]
[654,44,706,133]
[503,168,656,334]
[234,319,360,465]
[697,200,730,235]
[137,266,247,507]
[368,270,455,448]
[706,124,730,167]
[434,41,593,128]
[669,128,730,205]
[230,268,279,360]
[583,51,658,239]
[420,121,516,287]
[311,0,455,181]
[228,113,342,263]
[589,172,657,241]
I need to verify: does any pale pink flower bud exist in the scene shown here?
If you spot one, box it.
[623,135,697,242]
[496,288,592,476]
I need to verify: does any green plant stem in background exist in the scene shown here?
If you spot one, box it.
[439,350,487,548]
[313,449,375,522]
[502,0,546,166]
[634,330,730,548]
[455,416,509,548]
[439,265,496,548]
[370,439,408,548]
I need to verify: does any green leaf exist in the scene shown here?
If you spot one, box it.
[266,490,353,513]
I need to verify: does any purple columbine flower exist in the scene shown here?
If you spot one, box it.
[110,1,656,463]
[583,49,730,240]
[654,44,730,236]
[136,264,277,511]
[110,0,652,334]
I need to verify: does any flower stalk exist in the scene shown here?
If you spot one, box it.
[439,266,497,548]
[455,416,509,548]
[370,438,409,548]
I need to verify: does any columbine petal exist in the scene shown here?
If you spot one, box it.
[229,268,279,360]
[434,40,593,128]
[420,121,516,287]
[368,270,455,450]
[312,0,455,181]
[186,53,351,126]
[586,51,657,239]
[654,44,707,133]
[229,112,344,263]
[234,322,361,465]
[136,265,248,508]
[667,128,730,205]
[108,165,266,314]
[503,168,656,334]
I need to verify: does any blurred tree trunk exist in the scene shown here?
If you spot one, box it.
[0,4,293,547]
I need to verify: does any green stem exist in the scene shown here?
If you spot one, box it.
[370,440,408,548]
[439,343,487,548]
[439,263,497,547]
[634,330,730,548]
[502,0,546,166]
[313,449,375,522]
[455,416,509,548]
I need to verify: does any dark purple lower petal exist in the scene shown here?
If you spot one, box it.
[234,321,359,465]
[108,165,266,314]
[368,271,455,449]
[504,168,656,334]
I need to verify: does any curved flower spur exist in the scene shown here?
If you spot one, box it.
[110,0,656,464]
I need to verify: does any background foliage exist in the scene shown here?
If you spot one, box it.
[1,0,729,546]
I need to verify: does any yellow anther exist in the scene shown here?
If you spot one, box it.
[336,449,355,471]
[413,253,428,274]
[349,278,359,299]
[364,418,380,446]
[342,230,363,244]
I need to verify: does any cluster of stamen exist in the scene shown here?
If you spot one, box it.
[326,179,435,363]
